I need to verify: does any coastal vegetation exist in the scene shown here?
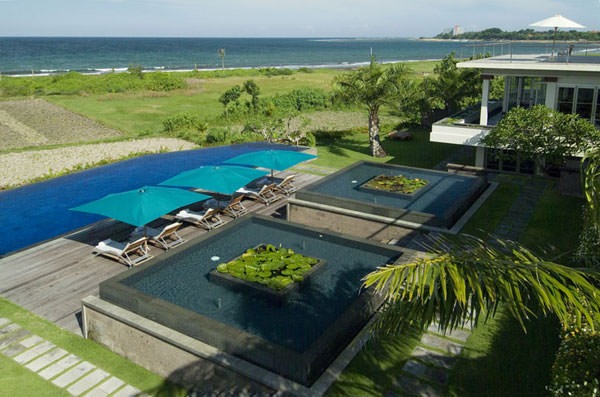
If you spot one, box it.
[434,28,600,41]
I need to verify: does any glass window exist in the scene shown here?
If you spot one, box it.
[576,88,594,120]
[533,82,546,106]
[595,95,600,128]
[557,87,574,114]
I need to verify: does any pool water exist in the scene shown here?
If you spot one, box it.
[120,217,397,353]
[307,162,481,216]
[0,143,298,256]
[299,161,487,227]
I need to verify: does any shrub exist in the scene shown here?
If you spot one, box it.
[548,324,600,396]
[297,67,314,73]
[270,88,330,112]
[300,131,316,147]
[162,113,207,133]
[259,67,294,76]
[145,72,185,91]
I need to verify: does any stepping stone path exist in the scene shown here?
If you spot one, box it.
[392,322,472,396]
[0,318,147,396]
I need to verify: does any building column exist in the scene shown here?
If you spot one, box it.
[477,75,492,168]
[544,80,558,110]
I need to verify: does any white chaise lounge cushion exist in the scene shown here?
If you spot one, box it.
[176,209,207,222]
[95,239,126,256]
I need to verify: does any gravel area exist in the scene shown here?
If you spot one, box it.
[0,99,123,150]
[0,138,196,189]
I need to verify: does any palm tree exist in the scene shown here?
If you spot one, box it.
[363,234,600,335]
[217,48,226,71]
[335,57,409,157]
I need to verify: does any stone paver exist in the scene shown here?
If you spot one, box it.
[403,360,447,385]
[26,347,68,372]
[20,335,44,348]
[85,376,126,397]
[0,318,11,327]
[0,328,30,350]
[420,334,464,356]
[2,331,38,357]
[395,375,442,397]
[67,368,109,396]
[427,324,471,342]
[39,354,81,380]
[112,384,142,397]
[0,322,21,337]
[52,361,96,388]
[14,340,55,364]
[412,346,457,370]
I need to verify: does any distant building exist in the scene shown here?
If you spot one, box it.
[453,25,464,36]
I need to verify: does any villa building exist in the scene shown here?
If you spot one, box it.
[430,52,600,173]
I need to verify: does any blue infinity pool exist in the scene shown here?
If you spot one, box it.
[0,143,300,256]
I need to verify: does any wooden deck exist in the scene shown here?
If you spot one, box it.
[0,171,322,336]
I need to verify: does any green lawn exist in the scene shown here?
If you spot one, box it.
[460,182,522,236]
[447,180,584,397]
[0,298,185,396]
[314,128,458,170]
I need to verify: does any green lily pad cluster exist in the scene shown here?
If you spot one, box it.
[365,174,428,194]
[216,244,319,290]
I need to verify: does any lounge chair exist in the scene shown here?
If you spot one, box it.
[176,208,225,230]
[273,174,297,196]
[94,237,152,268]
[236,184,280,206]
[221,194,248,218]
[145,222,185,250]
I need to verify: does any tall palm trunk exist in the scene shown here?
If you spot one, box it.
[368,108,387,157]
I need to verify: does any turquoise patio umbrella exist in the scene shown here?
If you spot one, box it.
[70,186,209,227]
[158,165,268,195]
[223,150,317,177]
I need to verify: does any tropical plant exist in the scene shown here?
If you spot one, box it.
[242,117,284,143]
[335,57,410,157]
[243,79,261,112]
[363,234,600,335]
[577,149,600,268]
[218,85,242,117]
[433,53,482,114]
[483,105,600,173]
[217,48,226,71]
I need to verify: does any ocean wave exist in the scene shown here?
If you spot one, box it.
[2,58,444,77]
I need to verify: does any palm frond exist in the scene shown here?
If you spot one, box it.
[363,234,600,336]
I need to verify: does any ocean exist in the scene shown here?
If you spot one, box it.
[0,37,548,76]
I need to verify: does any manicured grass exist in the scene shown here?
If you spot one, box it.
[521,185,584,259]
[447,309,560,397]
[0,297,185,396]
[460,182,522,236]
[326,329,422,396]
[0,354,67,396]
[448,182,583,397]
[313,129,458,170]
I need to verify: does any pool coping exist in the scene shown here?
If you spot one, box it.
[295,161,488,229]
[95,214,414,387]
[288,181,499,235]
[82,294,379,396]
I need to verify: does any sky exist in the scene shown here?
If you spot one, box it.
[0,0,598,37]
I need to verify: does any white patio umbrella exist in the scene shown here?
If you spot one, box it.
[530,14,585,57]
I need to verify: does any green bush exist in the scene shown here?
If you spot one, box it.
[162,113,207,133]
[270,88,330,112]
[300,131,316,147]
[259,67,294,76]
[548,328,600,396]
[297,67,314,73]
